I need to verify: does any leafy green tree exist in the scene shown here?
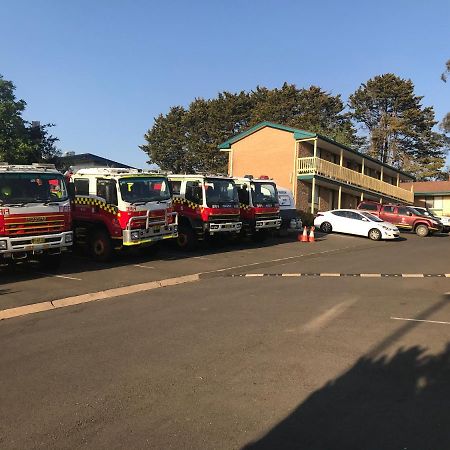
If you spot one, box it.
[142,84,360,173]
[0,74,60,164]
[349,73,447,179]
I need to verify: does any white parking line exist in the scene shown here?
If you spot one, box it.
[390,317,450,325]
[192,256,213,260]
[134,264,155,269]
[37,272,82,281]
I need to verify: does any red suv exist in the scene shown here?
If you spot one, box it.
[357,201,442,237]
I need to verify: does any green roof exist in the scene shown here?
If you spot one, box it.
[218,121,414,180]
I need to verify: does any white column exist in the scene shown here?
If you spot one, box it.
[311,178,316,214]
[380,166,384,182]
[338,186,342,209]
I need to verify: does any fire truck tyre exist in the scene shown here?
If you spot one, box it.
[415,224,429,237]
[90,230,114,261]
[368,228,382,241]
[40,253,62,269]
[252,230,268,243]
[177,225,197,251]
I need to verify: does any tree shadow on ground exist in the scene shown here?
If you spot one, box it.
[244,342,450,450]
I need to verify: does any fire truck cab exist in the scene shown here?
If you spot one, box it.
[0,163,73,267]
[168,174,242,250]
[70,168,177,261]
[234,176,282,241]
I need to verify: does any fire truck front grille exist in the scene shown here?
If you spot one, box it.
[4,215,66,236]
[12,236,62,246]
[208,214,240,222]
[255,212,280,220]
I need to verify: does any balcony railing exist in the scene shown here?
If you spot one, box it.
[297,157,413,203]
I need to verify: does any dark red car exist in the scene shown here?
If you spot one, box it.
[357,201,442,237]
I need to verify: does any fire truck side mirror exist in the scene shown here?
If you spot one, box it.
[67,183,76,200]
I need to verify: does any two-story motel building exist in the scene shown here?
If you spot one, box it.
[219,122,414,212]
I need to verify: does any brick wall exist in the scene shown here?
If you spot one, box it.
[296,180,310,211]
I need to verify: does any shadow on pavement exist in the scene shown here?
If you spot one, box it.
[244,294,450,450]
[243,344,450,450]
[0,233,326,283]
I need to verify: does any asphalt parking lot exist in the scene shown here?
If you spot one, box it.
[1,232,450,449]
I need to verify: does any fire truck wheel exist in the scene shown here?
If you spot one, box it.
[177,225,197,251]
[39,253,62,269]
[90,230,113,262]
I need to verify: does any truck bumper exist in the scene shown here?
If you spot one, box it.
[255,218,282,230]
[207,222,242,234]
[122,224,178,246]
[0,231,73,260]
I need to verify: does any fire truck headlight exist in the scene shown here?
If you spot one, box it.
[64,233,73,243]
[0,240,7,250]
[131,231,140,240]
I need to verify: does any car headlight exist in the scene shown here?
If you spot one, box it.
[64,233,73,243]
[131,231,140,240]
[0,240,7,250]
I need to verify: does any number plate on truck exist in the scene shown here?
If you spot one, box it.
[32,237,46,244]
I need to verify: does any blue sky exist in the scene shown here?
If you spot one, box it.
[1,0,449,168]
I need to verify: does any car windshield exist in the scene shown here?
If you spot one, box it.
[408,207,424,216]
[119,177,171,203]
[360,211,384,222]
[0,172,68,204]
[251,182,278,205]
[205,179,238,207]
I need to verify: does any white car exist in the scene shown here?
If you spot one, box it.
[314,209,400,241]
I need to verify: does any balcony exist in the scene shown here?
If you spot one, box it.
[297,157,413,203]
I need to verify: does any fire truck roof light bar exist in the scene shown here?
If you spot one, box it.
[0,163,59,172]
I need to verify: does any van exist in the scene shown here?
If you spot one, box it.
[277,186,302,233]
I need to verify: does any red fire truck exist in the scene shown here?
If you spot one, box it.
[0,163,73,267]
[69,168,177,261]
[168,174,242,250]
[234,176,282,241]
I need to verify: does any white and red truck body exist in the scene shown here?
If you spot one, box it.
[0,163,73,263]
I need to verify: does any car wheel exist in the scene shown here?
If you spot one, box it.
[368,228,382,241]
[320,222,332,233]
[415,224,429,237]
[90,230,113,262]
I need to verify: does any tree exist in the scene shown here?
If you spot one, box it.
[141,84,360,173]
[251,84,360,147]
[441,60,450,133]
[0,74,60,164]
[349,73,447,180]
[141,91,253,173]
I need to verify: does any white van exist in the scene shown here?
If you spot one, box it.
[277,186,302,233]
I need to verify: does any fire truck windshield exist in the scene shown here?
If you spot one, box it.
[251,182,278,206]
[0,172,68,205]
[118,177,171,204]
[205,179,238,207]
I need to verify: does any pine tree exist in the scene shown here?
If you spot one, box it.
[349,74,446,179]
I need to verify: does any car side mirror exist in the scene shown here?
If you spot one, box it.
[362,217,370,222]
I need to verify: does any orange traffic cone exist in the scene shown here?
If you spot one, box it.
[308,226,316,242]
[299,226,309,242]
